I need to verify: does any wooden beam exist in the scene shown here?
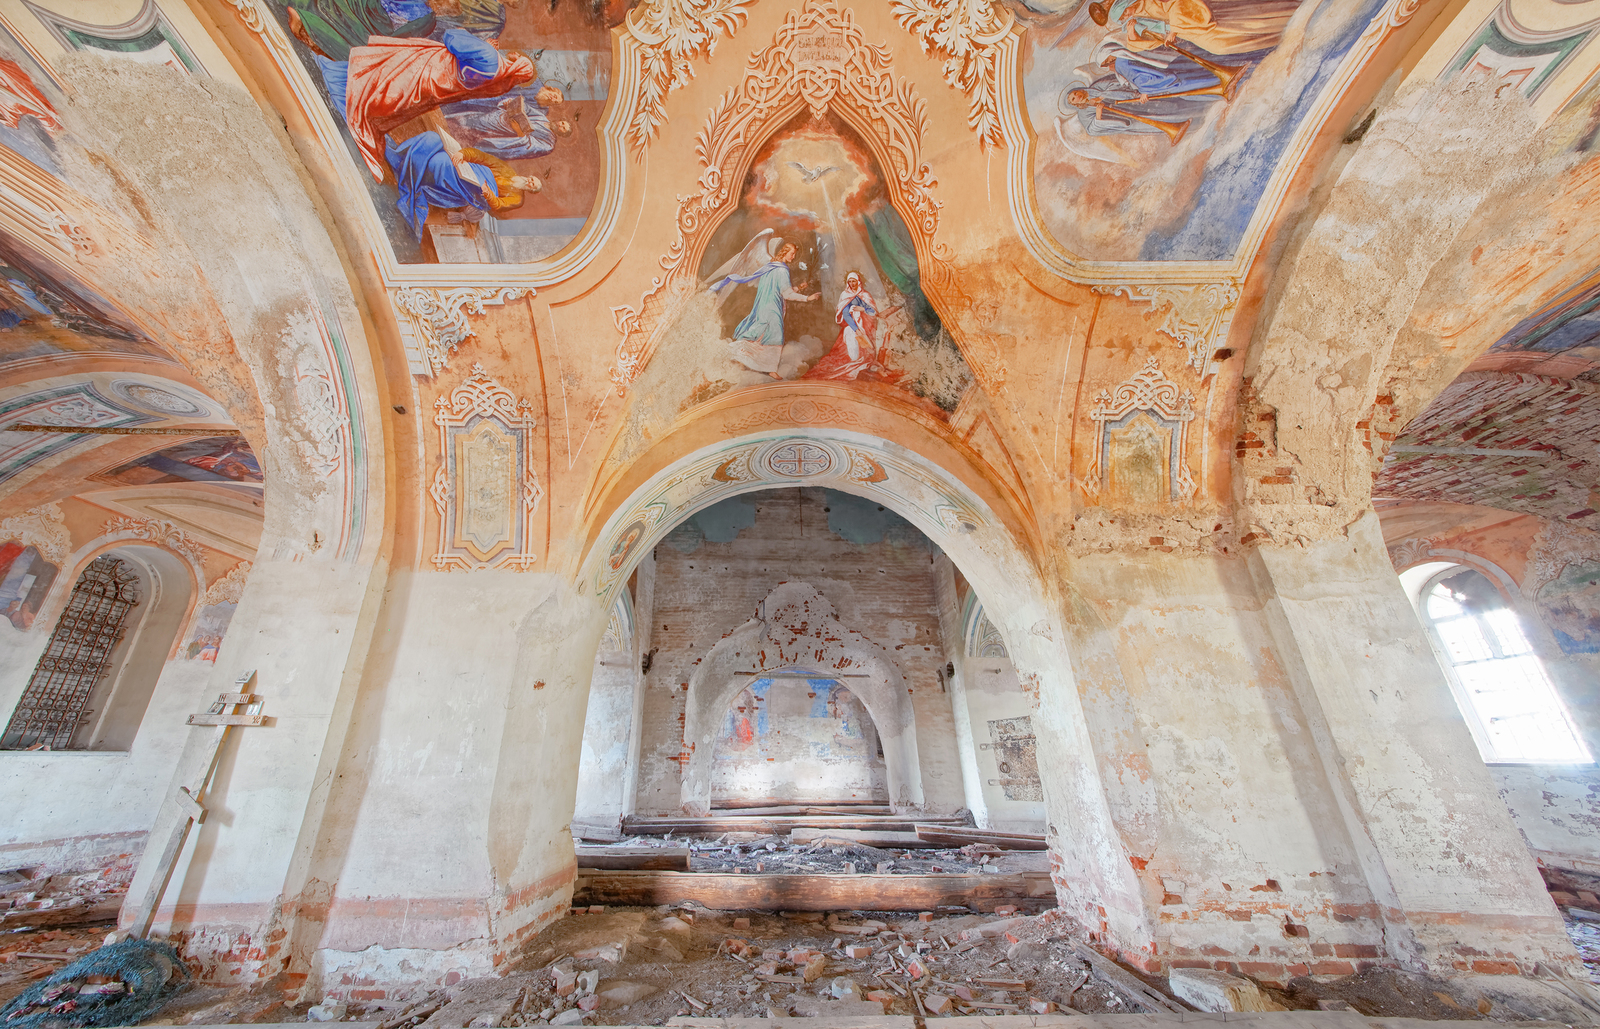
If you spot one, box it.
[914,824,1048,851]
[576,846,690,871]
[1069,941,1186,1014]
[7,424,242,436]
[623,815,968,836]
[790,828,936,849]
[573,870,1055,912]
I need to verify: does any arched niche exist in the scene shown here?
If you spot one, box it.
[681,580,921,815]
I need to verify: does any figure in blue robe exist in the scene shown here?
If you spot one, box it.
[385,130,533,238]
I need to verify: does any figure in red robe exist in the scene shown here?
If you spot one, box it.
[342,29,534,181]
[806,272,902,383]
[0,58,61,134]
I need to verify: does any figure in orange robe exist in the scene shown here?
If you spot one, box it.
[1118,0,1301,56]
[343,29,534,181]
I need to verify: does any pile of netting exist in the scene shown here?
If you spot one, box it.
[1,939,189,1029]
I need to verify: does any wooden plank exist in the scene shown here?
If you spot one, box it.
[790,828,936,849]
[1069,941,1185,1014]
[573,871,1055,912]
[571,820,624,843]
[576,846,689,871]
[186,713,267,726]
[914,824,1048,851]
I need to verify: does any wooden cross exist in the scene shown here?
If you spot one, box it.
[126,670,269,939]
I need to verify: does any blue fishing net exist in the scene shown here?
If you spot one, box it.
[1,939,189,1029]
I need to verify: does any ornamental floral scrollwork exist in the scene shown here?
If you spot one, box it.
[624,0,756,153]
[101,516,204,562]
[1092,282,1240,371]
[891,0,1016,148]
[392,286,531,377]
[203,562,252,606]
[610,0,941,395]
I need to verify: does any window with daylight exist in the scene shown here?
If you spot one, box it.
[1420,566,1591,764]
[2,556,141,751]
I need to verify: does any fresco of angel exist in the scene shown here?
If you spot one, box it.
[704,229,821,380]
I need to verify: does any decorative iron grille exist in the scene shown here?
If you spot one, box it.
[2,556,140,750]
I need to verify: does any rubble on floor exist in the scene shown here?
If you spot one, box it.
[0,865,130,932]
[326,906,1599,1028]
[1539,863,1600,982]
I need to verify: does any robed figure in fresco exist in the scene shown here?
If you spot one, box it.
[384,130,539,237]
[329,28,535,180]
[706,230,822,380]
[807,271,902,383]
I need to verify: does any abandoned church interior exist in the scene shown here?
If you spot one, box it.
[6,0,1600,1025]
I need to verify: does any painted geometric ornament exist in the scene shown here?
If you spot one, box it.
[430,364,543,570]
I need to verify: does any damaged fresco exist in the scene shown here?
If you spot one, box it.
[712,676,888,807]
[680,115,971,417]
[1012,0,1388,262]
[267,0,627,263]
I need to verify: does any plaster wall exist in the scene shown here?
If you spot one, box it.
[632,488,963,815]
[576,640,638,823]
[931,553,1043,830]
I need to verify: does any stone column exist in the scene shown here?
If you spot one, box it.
[1247,511,1578,974]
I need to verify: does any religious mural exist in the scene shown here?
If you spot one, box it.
[680,115,971,417]
[265,0,629,264]
[93,437,262,488]
[1535,558,1600,655]
[184,599,236,662]
[0,540,57,631]
[0,20,64,177]
[0,238,166,365]
[1489,272,1600,361]
[712,677,887,806]
[1012,0,1387,262]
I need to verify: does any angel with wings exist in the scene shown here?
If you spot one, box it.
[704,229,821,379]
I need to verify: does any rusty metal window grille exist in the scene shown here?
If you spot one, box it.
[2,556,141,751]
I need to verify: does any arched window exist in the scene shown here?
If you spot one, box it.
[1418,566,1591,764]
[2,555,140,750]
[2,546,193,752]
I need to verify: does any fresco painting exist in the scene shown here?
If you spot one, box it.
[712,677,887,806]
[1536,559,1600,655]
[93,437,262,488]
[1489,272,1600,360]
[678,115,971,418]
[184,599,237,662]
[268,0,629,264]
[0,20,64,177]
[0,237,167,365]
[1012,0,1387,262]
[0,540,58,631]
